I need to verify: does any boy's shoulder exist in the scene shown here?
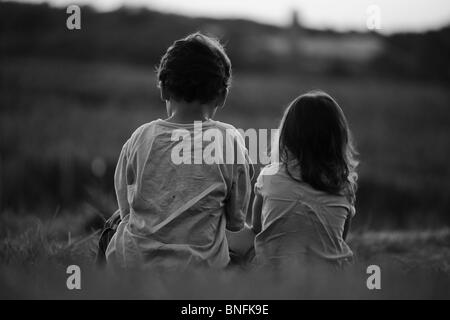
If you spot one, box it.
[211,120,244,141]
[210,120,238,131]
[124,120,160,150]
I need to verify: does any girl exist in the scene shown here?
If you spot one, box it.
[252,91,358,268]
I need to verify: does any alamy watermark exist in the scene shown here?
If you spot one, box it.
[66,5,81,30]
[170,122,279,172]
[66,264,81,290]
[366,264,381,290]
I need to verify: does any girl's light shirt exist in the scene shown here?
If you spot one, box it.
[106,119,251,270]
[254,162,356,265]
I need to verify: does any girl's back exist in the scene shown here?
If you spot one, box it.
[254,162,355,266]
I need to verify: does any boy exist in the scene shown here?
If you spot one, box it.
[103,33,251,270]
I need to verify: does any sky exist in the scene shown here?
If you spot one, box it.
[15,0,450,33]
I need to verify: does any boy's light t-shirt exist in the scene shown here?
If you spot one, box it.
[106,119,251,270]
[254,162,356,266]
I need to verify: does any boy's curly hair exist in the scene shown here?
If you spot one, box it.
[156,32,232,104]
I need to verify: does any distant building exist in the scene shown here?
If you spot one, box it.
[290,8,302,31]
[288,9,302,57]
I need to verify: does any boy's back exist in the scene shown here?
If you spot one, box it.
[106,119,251,270]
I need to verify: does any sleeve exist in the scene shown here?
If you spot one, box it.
[225,162,251,231]
[224,131,252,232]
[346,184,357,218]
[254,169,264,196]
[349,204,356,218]
[114,140,130,218]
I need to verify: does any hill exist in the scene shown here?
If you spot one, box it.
[1,1,449,81]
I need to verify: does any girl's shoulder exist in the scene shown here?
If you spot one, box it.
[258,161,303,184]
[257,162,355,211]
[258,162,283,177]
[299,181,356,218]
[255,162,294,196]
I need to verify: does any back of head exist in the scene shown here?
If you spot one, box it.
[156,32,231,104]
[279,90,358,198]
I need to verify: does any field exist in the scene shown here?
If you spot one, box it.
[1,57,450,298]
[2,58,449,226]
[0,213,449,299]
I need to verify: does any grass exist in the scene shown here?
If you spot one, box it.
[0,213,449,299]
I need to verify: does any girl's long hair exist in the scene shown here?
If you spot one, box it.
[278,91,358,201]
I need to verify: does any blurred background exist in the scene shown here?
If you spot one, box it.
[1,0,450,231]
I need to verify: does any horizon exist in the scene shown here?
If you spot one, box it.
[11,0,450,34]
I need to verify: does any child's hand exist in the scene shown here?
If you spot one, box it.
[226,225,255,258]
